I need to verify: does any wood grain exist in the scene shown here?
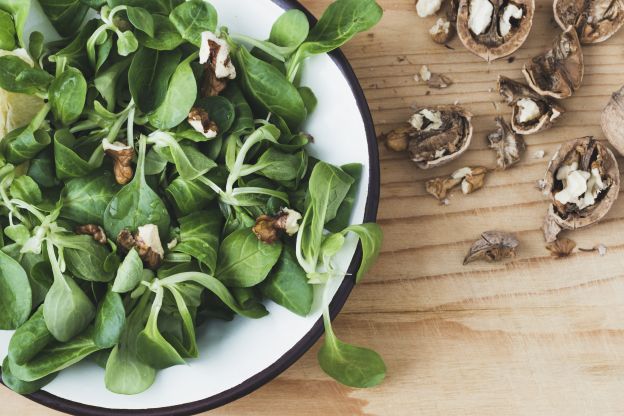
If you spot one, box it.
[5,0,624,414]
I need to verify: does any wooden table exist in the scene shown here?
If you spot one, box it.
[5,0,624,414]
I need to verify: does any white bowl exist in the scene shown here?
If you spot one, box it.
[0,0,380,413]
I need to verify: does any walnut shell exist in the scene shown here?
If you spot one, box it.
[456,0,535,62]
[522,26,584,99]
[498,75,565,135]
[542,137,619,242]
[408,105,473,169]
[601,85,624,156]
[554,0,624,44]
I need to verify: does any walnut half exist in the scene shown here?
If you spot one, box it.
[554,0,624,44]
[498,76,565,135]
[542,137,620,242]
[464,231,519,264]
[103,140,135,185]
[382,106,473,169]
[456,0,535,62]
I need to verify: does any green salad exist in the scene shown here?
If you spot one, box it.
[0,0,385,395]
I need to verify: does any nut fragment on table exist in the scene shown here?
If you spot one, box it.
[546,237,577,258]
[488,117,526,169]
[463,231,520,264]
[498,76,565,135]
[456,0,535,61]
[381,106,473,169]
[601,85,624,156]
[542,137,620,242]
[425,166,488,200]
[553,0,624,44]
[430,17,454,44]
[522,26,584,99]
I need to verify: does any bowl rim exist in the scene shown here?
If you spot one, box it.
[4,0,381,414]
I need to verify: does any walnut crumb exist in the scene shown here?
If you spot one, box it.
[75,224,107,244]
[546,238,576,258]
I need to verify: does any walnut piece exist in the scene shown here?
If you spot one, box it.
[252,208,302,244]
[430,18,454,44]
[464,231,519,264]
[522,26,584,99]
[427,73,454,89]
[117,225,165,270]
[416,0,443,17]
[103,140,134,185]
[554,0,624,44]
[546,237,576,258]
[542,137,620,242]
[488,117,526,169]
[425,166,488,200]
[382,126,410,152]
[75,224,107,244]
[199,31,236,96]
[188,107,218,139]
[457,0,535,61]
[498,76,565,135]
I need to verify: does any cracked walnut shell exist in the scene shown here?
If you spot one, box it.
[542,137,619,242]
[554,0,624,44]
[522,26,584,99]
[456,0,535,62]
[498,76,565,135]
[601,85,624,156]
[488,117,525,169]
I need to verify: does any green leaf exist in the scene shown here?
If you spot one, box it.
[4,224,29,245]
[53,129,98,179]
[117,30,139,56]
[0,249,31,330]
[326,163,361,233]
[165,176,217,216]
[318,330,386,388]
[169,0,217,46]
[222,83,254,137]
[342,223,382,283]
[43,274,95,342]
[136,287,185,369]
[2,356,56,395]
[94,57,131,111]
[5,128,52,165]
[128,47,181,113]
[61,171,121,225]
[0,9,16,50]
[174,209,223,274]
[112,248,143,293]
[50,20,100,75]
[260,246,312,316]
[234,45,306,130]
[64,235,115,282]
[269,9,309,53]
[136,15,183,51]
[105,293,155,394]
[8,306,54,366]
[10,175,42,205]
[0,55,52,94]
[0,0,31,46]
[94,288,125,348]
[126,6,154,37]
[28,31,45,62]
[216,228,282,288]
[27,149,60,189]
[39,0,90,37]
[49,67,87,126]
[288,0,382,77]
[148,54,197,130]
[148,132,216,180]
[104,136,171,239]
[9,329,102,382]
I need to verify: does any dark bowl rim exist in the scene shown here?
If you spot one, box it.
[3,0,381,414]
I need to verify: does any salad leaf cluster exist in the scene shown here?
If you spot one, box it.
[0,0,384,395]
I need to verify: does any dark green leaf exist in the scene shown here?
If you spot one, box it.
[0,9,16,50]
[216,228,282,288]
[126,6,154,37]
[2,357,56,395]
[94,288,125,348]
[174,209,223,274]
[8,306,54,366]
[39,0,90,37]
[136,15,183,51]
[49,67,87,126]
[260,246,312,316]
[326,163,361,233]
[65,235,115,282]
[53,129,98,179]
[43,274,95,342]
[61,171,121,225]
[10,175,42,205]
[0,249,31,330]
[169,0,217,46]
[128,47,181,113]
[112,248,143,293]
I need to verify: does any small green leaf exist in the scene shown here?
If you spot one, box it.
[94,288,125,348]
[112,248,143,293]
[126,6,154,37]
